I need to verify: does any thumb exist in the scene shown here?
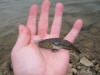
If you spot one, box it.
[13,24,31,50]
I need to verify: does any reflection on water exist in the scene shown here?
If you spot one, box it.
[0,0,100,35]
[0,0,100,64]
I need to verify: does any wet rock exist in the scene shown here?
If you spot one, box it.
[95,64,99,71]
[72,68,77,74]
[80,57,93,66]
[67,64,72,75]
[70,53,80,64]
[77,66,81,70]
[0,57,13,75]
[77,69,93,75]
[97,71,100,75]
[80,39,94,50]
[82,22,96,31]
[76,64,89,71]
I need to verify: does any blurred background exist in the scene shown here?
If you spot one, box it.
[0,0,100,75]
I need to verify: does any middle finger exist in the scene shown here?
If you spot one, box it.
[50,3,64,38]
[38,0,50,36]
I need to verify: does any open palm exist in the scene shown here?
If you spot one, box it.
[11,0,83,75]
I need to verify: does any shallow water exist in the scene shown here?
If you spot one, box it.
[0,0,100,65]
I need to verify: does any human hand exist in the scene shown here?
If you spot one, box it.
[11,0,83,75]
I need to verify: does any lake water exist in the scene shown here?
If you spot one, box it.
[0,0,100,64]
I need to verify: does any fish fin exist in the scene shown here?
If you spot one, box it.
[53,45,62,50]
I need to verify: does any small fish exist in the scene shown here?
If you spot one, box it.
[38,38,80,53]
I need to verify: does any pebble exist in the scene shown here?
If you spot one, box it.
[95,64,99,71]
[67,64,72,75]
[77,66,81,70]
[80,57,93,66]
[97,71,100,75]
[77,69,93,75]
[70,53,79,64]
[72,68,77,74]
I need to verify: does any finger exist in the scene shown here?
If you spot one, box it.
[38,0,50,35]
[64,19,83,43]
[27,5,38,35]
[14,25,31,49]
[50,3,64,38]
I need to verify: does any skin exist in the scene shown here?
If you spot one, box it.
[11,0,83,75]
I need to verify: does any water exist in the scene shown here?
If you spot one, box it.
[0,0,100,65]
[0,0,100,35]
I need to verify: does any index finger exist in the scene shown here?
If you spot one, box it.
[64,19,83,43]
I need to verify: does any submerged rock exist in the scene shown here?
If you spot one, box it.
[80,57,93,67]
[77,69,93,75]
[70,53,80,64]
[67,64,72,75]
[72,68,77,74]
